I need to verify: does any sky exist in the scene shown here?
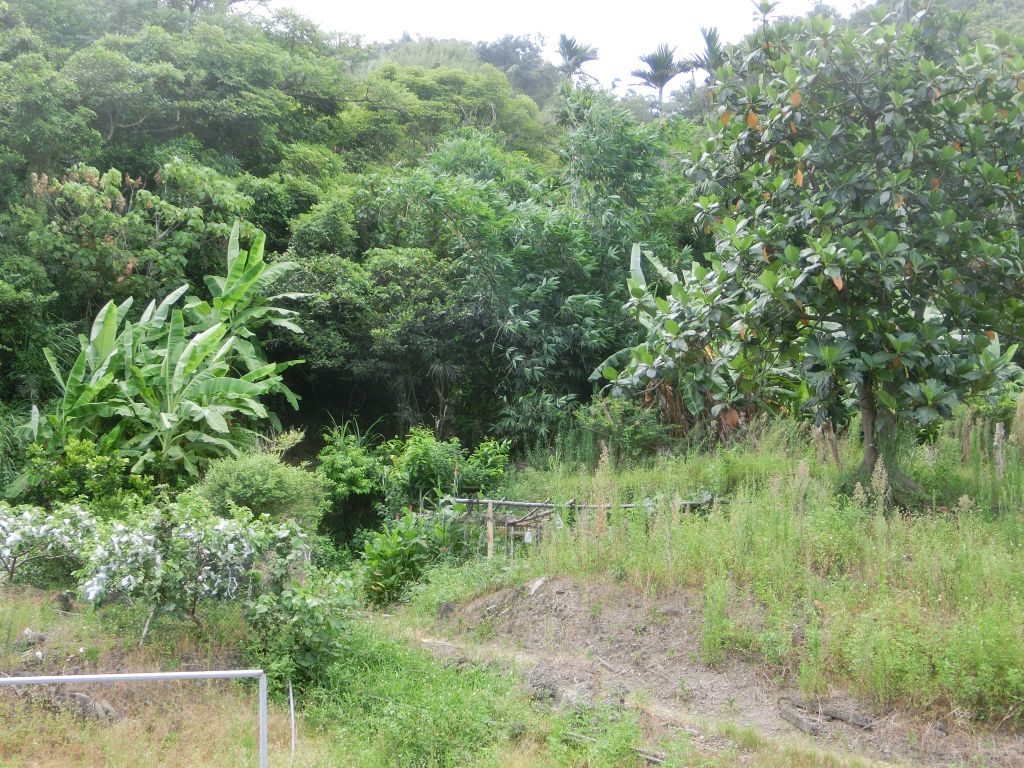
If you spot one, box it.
[269,0,866,94]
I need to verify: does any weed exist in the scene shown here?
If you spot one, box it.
[497,416,1024,725]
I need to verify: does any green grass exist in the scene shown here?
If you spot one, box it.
[303,618,538,767]
[0,584,669,768]
[4,413,1022,765]
[1,582,892,768]
[481,417,1024,725]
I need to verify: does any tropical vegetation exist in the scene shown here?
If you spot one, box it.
[1,0,1023,765]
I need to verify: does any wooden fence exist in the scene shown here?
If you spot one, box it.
[447,495,710,559]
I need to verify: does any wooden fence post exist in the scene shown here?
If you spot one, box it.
[995,422,1006,480]
[486,500,494,560]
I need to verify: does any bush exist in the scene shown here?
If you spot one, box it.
[317,423,382,504]
[195,451,327,531]
[381,428,465,511]
[77,496,308,631]
[379,428,510,512]
[360,510,470,606]
[315,423,383,542]
[0,501,97,583]
[11,437,153,516]
[463,438,511,492]
[575,395,669,466]
[246,571,358,687]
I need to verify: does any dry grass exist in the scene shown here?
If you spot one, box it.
[0,585,344,767]
[0,693,339,768]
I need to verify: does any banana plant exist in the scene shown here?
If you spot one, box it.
[28,297,135,453]
[118,308,280,478]
[185,222,305,406]
[14,223,304,489]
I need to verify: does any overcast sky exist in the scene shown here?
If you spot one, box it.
[270,0,866,95]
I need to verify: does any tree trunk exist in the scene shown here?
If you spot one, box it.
[857,381,879,478]
[823,418,841,467]
[859,380,923,500]
[960,407,975,464]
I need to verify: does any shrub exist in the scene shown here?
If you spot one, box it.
[0,501,97,583]
[77,496,308,636]
[195,451,327,531]
[379,428,510,512]
[12,437,153,516]
[462,438,511,492]
[316,423,382,504]
[360,510,469,606]
[246,571,358,687]
[575,395,669,466]
[381,428,465,510]
[315,422,384,542]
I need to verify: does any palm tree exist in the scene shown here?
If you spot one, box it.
[556,34,598,83]
[631,44,685,114]
[683,27,726,86]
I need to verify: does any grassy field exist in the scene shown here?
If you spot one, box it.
[2,582,894,768]
[3,415,1023,766]
[438,417,1024,727]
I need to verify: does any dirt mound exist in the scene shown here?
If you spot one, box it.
[440,576,1024,767]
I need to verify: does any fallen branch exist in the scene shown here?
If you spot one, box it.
[780,704,822,736]
[787,697,873,729]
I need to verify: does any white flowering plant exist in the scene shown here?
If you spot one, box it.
[0,502,98,582]
[76,497,307,636]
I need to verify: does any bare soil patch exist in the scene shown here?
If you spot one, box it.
[430,576,1024,767]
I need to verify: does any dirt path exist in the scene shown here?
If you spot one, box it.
[413,576,1023,768]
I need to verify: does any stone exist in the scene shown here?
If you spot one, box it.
[524,664,558,702]
[554,682,594,710]
[64,692,122,722]
[15,628,46,650]
[525,577,548,597]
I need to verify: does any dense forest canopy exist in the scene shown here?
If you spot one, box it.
[0,0,1021,493]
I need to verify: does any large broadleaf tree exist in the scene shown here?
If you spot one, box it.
[604,8,1024,490]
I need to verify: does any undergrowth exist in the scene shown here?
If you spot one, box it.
[482,416,1024,725]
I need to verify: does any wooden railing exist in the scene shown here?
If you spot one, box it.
[447,495,710,558]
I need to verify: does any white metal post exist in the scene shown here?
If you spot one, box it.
[258,672,268,768]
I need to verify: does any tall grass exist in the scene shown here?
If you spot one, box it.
[494,416,1024,724]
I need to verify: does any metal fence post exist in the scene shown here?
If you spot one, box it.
[258,672,268,768]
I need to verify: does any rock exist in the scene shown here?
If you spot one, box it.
[525,577,548,597]
[92,699,122,721]
[55,591,75,613]
[64,692,122,722]
[555,682,594,710]
[19,649,44,664]
[524,664,558,702]
[15,628,46,650]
